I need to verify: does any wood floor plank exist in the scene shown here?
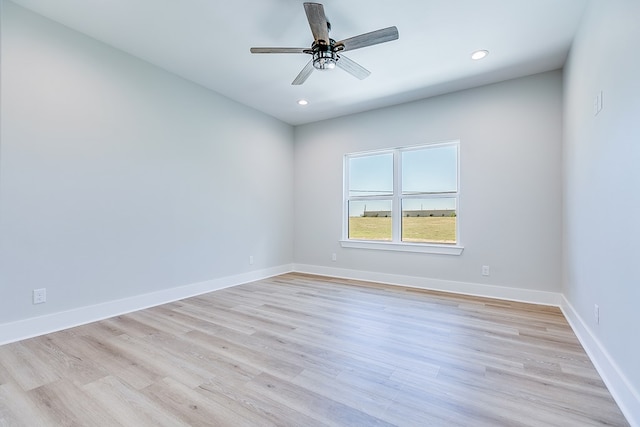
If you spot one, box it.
[246,371,396,427]
[0,381,53,426]
[83,375,190,427]
[196,374,328,427]
[0,342,61,391]
[0,273,630,426]
[141,377,257,427]
[27,379,121,426]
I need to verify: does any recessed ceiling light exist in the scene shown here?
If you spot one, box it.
[297,99,309,106]
[471,50,489,60]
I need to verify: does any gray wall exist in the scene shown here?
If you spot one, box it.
[0,1,294,324]
[294,71,563,293]
[563,0,640,417]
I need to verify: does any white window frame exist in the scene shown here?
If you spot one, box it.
[340,140,464,255]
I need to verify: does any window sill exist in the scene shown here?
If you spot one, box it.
[339,240,464,255]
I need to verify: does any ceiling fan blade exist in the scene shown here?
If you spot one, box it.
[250,47,307,54]
[304,2,330,45]
[336,55,371,80]
[336,26,399,52]
[292,60,315,85]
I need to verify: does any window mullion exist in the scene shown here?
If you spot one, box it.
[342,156,349,240]
[392,150,402,243]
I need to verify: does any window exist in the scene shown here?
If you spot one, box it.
[342,141,463,255]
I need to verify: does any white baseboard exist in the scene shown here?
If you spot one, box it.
[293,264,562,306]
[0,264,294,346]
[560,296,640,427]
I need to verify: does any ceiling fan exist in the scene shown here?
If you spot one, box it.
[250,2,399,85]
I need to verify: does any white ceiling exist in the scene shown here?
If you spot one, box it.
[10,0,588,125]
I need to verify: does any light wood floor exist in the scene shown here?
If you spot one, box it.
[0,273,629,426]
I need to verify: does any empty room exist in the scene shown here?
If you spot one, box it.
[0,0,638,425]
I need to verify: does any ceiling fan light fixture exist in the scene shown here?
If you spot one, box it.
[471,49,489,60]
[313,50,337,70]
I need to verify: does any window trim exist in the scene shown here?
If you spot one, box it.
[342,140,463,255]
[339,239,464,255]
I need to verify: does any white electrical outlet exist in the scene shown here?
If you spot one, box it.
[249,255,254,265]
[33,288,47,304]
[594,304,600,324]
[331,253,337,262]
[482,265,490,276]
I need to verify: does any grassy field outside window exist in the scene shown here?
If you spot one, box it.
[349,216,456,243]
